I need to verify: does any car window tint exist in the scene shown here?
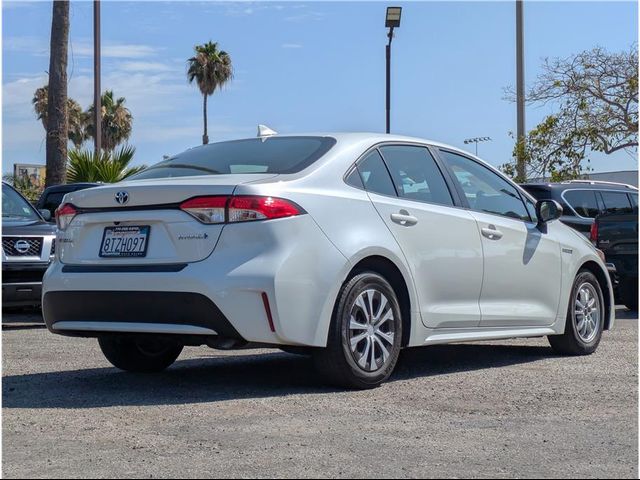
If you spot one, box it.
[563,190,601,218]
[630,193,638,208]
[130,136,336,179]
[439,150,530,221]
[345,167,364,189]
[379,146,453,206]
[600,191,632,214]
[356,150,397,197]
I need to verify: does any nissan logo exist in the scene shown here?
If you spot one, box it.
[14,240,30,254]
[115,191,129,205]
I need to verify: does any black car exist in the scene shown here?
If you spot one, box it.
[591,206,638,310]
[2,182,57,308]
[522,180,639,236]
[35,182,100,219]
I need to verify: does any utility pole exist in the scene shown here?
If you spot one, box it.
[93,0,102,153]
[385,7,402,134]
[515,0,526,181]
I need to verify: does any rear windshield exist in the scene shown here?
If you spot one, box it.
[131,136,336,180]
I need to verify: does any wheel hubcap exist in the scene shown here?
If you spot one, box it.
[574,282,601,343]
[348,289,396,372]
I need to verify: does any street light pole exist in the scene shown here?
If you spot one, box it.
[385,7,402,134]
[93,0,102,153]
[515,0,526,180]
[463,137,492,156]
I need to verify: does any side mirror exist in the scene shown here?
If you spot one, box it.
[39,209,52,222]
[535,199,562,226]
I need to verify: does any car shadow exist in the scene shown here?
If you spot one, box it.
[3,342,554,410]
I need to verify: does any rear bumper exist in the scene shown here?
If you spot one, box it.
[43,291,243,339]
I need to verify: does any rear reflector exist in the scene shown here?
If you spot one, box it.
[180,195,303,224]
[261,292,276,333]
[590,221,598,245]
[56,203,78,230]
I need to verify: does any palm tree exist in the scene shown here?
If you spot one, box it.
[86,90,133,152]
[187,41,233,144]
[67,145,146,183]
[33,85,88,148]
[45,0,70,187]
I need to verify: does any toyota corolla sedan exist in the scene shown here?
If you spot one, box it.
[43,132,615,388]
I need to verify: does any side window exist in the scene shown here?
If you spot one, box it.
[564,190,600,218]
[600,191,632,214]
[439,150,530,221]
[629,193,638,208]
[523,195,538,223]
[378,145,454,206]
[345,167,364,189]
[356,150,397,197]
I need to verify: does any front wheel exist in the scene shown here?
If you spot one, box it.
[98,336,183,372]
[548,270,605,356]
[313,272,402,389]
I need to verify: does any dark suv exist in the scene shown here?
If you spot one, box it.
[2,182,56,308]
[521,180,638,236]
[35,182,100,219]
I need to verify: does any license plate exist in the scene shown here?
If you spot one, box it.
[99,226,150,258]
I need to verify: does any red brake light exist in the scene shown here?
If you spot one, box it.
[590,220,598,244]
[56,203,78,230]
[180,196,228,224]
[228,196,303,222]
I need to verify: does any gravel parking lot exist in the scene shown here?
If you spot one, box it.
[2,310,638,479]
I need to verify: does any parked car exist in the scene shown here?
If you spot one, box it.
[2,182,56,308]
[591,205,638,311]
[43,132,614,388]
[35,182,101,220]
[521,180,638,236]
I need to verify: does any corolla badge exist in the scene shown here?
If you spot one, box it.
[115,191,129,205]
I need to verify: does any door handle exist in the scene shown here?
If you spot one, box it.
[481,226,503,240]
[390,211,418,226]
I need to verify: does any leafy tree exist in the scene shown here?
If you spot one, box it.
[67,145,145,183]
[504,45,638,181]
[45,0,70,187]
[187,41,233,144]
[85,90,133,152]
[33,85,88,148]
[2,175,44,203]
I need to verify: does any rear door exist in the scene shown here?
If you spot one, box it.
[438,149,562,327]
[356,145,484,329]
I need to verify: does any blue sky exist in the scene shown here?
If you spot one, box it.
[3,0,638,176]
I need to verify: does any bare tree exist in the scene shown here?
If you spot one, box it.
[45,0,70,187]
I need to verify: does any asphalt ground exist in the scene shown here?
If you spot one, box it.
[2,309,638,478]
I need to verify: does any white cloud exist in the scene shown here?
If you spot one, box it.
[281,43,303,49]
[5,36,161,59]
[117,61,175,73]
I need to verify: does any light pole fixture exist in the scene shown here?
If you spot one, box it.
[385,6,402,134]
[463,137,492,156]
[93,0,102,153]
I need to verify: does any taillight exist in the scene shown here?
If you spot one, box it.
[590,221,598,244]
[180,195,304,224]
[180,196,227,224]
[56,203,78,230]
[228,196,303,222]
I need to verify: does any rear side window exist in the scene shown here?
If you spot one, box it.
[600,191,632,214]
[379,146,453,206]
[630,193,638,208]
[564,190,600,218]
[356,150,397,197]
[130,136,337,179]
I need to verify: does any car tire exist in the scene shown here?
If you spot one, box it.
[313,272,402,389]
[98,336,183,372]
[548,269,605,356]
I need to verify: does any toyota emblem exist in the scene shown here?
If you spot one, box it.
[115,191,129,205]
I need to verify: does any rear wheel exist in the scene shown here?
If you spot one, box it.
[313,272,402,389]
[548,270,605,356]
[98,336,183,372]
